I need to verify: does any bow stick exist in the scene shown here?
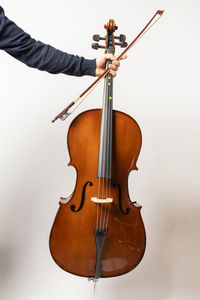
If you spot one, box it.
[52,10,164,123]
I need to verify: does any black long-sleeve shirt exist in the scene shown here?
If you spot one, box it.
[0,6,96,76]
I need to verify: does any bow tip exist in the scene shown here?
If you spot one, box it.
[157,10,165,16]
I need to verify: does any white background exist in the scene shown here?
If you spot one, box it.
[0,0,200,299]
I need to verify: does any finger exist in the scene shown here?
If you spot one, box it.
[109,63,118,71]
[119,54,128,60]
[104,53,116,61]
[109,70,117,77]
[112,60,120,67]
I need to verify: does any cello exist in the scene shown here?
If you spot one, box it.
[50,11,164,280]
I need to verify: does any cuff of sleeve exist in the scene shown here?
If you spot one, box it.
[82,58,96,76]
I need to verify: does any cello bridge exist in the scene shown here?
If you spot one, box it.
[91,197,113,204]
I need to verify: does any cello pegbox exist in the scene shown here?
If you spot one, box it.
[104,19,117,51]
[91,20,117,51]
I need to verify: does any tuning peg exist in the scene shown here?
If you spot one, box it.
[119,34,126,42]
[115,41,128,48]
[92,43,106,50]
[115,34,126,42]
[121,41,128,48]
[93,35,106,42]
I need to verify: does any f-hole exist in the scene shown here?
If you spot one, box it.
[70,181,93,212]
[113,183,130,215]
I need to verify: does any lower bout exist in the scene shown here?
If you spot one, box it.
[49,226,146,278]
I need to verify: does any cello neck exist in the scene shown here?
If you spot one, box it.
[97,48,114,179]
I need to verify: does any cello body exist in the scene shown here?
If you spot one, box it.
[49,109,146,278]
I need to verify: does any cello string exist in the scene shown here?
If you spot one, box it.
[105,180,112,229]
[102,67,113,231]
[96,178,101,229]
[96,76,107,231]
[102,69,111,232]
[102,102,110,231]
[105,126,113,230]
[104,70,113,231]
[102,158,108,231]
[100,73,109,233]
[105,202,110,229]
[105,160,112,229]
[100,68,111,232]
[105,137,112,230]
[108,71,113,230]
[102,117,108,231]
[100,111,107,232]
[106,126,113,228]
[99,181,104,231]
[98,73,108,232]
[99,178,105,232]
[103,183,110,231]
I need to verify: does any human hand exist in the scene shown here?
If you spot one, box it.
[95,53,127,77]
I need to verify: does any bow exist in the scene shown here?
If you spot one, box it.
[52,10,164,123]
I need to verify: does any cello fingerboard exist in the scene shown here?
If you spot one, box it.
[97,48,114,179]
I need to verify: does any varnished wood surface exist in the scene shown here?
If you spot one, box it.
[49,109,146,278]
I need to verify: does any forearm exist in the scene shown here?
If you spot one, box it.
[0,6,96,76]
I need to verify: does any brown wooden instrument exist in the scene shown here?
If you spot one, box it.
[50,12,164,280]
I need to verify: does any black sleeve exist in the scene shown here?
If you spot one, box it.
[0,6,96,76]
